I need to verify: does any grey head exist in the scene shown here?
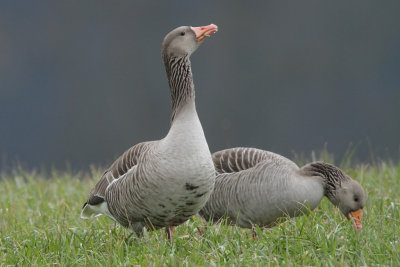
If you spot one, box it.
[302,162,366,231]
[334,178,365,230]
[162,24,218,59]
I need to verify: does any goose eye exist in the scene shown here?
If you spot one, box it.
[180,31,185,36]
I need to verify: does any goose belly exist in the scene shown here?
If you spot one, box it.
[143,177,213,227]
[240,179,324,227]
[106,154,216,229]
[204,174,324,228]
[140,164,215,227]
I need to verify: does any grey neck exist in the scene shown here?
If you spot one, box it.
[302,162,350,202]
[163,55,195,123]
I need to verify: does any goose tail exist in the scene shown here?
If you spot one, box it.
[80,201,113,219]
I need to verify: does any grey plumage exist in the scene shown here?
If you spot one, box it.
[85,142,151,207]
[199,147,366,230]
[81,25,218,235]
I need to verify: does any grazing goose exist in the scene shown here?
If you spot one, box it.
[81,24,218,240]
[199,147,365,231]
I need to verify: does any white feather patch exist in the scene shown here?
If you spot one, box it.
[80,202,115,221]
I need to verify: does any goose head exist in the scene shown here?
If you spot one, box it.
[334,178,366,231]
[303,162,366,231]
[162,24,218,59]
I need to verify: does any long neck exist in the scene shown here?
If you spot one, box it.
[163,55,195,123]
[301,162,349,202]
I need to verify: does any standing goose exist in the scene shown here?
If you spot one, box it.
[199,147,365,231]
[81,24,218,240]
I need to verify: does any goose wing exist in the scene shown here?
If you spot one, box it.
[201,148,300,226]
[212,147,295,174]
[81,141,153,217]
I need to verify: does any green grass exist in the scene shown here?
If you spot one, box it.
[1,162,399,266]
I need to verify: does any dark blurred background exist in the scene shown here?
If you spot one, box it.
[1,1,399,171]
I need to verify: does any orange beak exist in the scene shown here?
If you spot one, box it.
[191,24,218,42]
[346,209,362,231]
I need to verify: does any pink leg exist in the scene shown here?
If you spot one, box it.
[197,226,205,236]
[252,227,257,239]
[166,226,175,244]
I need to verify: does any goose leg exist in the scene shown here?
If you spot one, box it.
[251,226,257,239]
[197,218,208,236]
[166,226,175,244]
[197,226,205,236]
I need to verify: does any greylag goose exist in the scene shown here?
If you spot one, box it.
[199,147,365,231]
[81,24,218,240]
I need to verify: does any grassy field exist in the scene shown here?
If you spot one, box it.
[0,160,399,266]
